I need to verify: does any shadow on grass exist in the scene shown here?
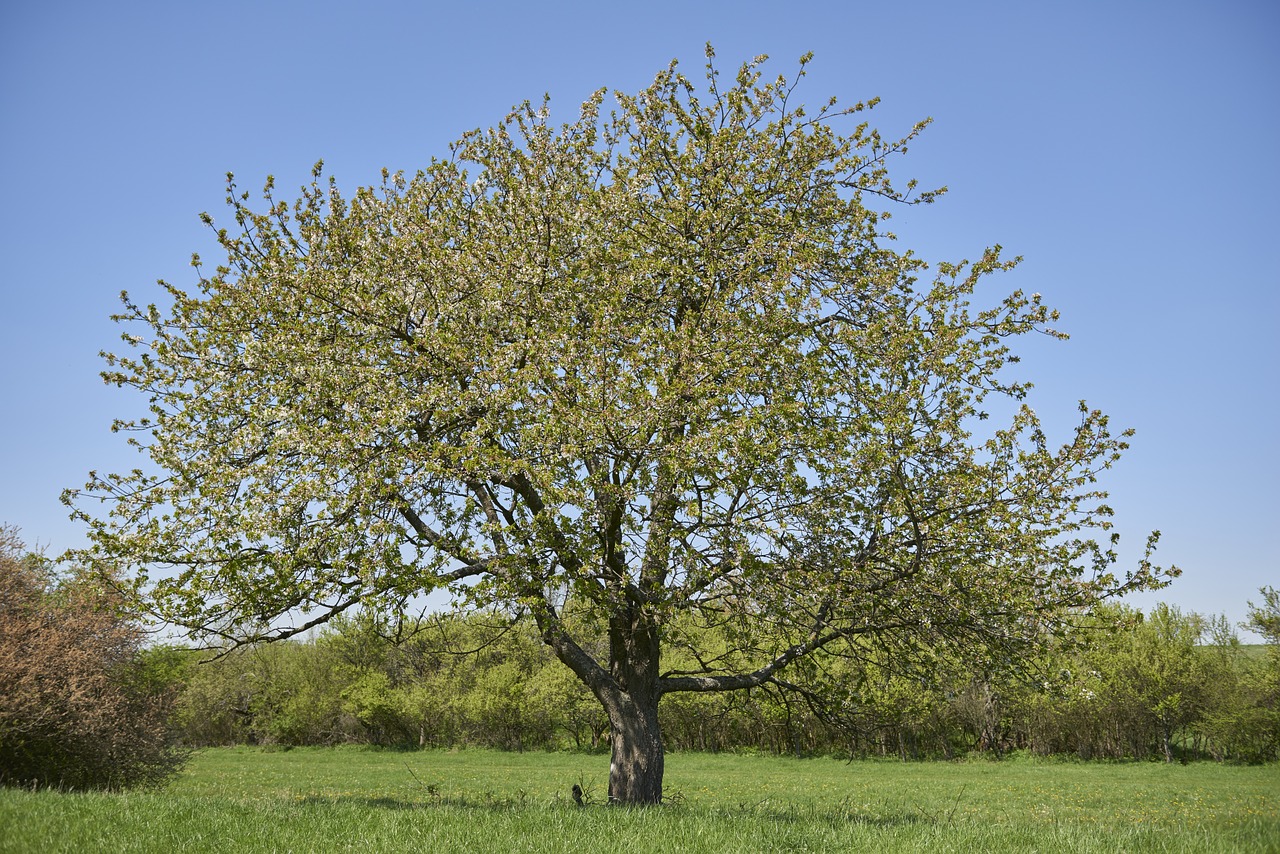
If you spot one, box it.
[292,792,931,827]
[716,801,928,829]
[294,792,548,812]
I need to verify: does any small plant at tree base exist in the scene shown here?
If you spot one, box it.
[571,774,599,806]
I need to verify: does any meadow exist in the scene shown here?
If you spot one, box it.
[2,748,1278,853]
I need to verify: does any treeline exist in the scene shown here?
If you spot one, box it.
[145,595,1280,764]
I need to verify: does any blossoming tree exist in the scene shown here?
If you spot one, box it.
[67,48,1173,803]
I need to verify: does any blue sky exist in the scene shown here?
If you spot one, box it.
[2,1,1276,636]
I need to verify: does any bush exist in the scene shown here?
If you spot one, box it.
[0,527,186,789]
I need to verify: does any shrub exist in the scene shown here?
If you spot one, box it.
[0,526,186,789]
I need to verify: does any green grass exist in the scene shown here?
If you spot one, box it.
[3,747,1278,852]
[1238,644,1273,661]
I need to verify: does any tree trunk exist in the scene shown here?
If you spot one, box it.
[528,580,667,804]
[604,690,664,804]
[601,603,665,804]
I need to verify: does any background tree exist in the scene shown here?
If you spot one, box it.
[0,526,186,790]
[67,48,1173,803]
[1232,587,1280,761]
[1109,604,1208,762]
[1244,587,1280,645]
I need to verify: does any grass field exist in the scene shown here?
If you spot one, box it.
[2,747,1277,852]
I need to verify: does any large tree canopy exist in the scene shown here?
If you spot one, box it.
[68,48,1173,803]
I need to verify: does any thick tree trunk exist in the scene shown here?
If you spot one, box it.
[605,690,665,804]
[528,571,670,804]
[602,602,665,804]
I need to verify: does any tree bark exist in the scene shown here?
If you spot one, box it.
[528,588,670,804]
[602,603,665,804]
[604,690,665,804]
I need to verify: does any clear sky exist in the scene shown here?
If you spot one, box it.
[2,1,1276,636]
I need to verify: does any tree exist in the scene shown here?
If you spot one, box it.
[0,526,186,789]
[1236,587,1280,761]
[1243,586,1280,644]
[1117,604,1208,762]
[66,48,1174,803]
